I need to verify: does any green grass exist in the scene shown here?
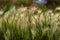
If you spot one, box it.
[0,6,60,40]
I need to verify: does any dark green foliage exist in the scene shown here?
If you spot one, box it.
[0,3,12,17]
[3,3,12,14]
[0,29,5,40]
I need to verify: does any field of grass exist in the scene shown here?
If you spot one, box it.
[0,6,60,40]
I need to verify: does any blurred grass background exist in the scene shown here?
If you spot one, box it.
[0,0,60,40]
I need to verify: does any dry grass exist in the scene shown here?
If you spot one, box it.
[0,6,60,40]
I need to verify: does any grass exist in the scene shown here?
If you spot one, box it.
[0,6,60,40]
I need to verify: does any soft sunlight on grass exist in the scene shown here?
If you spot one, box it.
[0,6,60,40]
